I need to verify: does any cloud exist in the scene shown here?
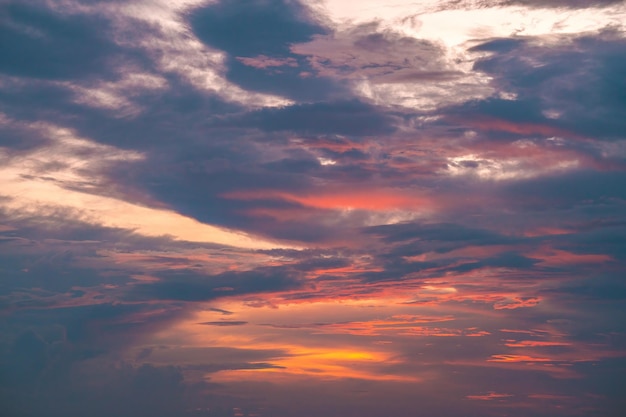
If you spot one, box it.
[501,170,626,209]
[364,222,511,245]
[186,362,285,372]
[291,22,494,109]
[217,99,397,136]
[1,1,626,416]
[0,119,290,249]
[127,267,304,302]
[466,391,512,401]
[0,2,123,80]
[500,0,624,8]
[189,0,326,57]
[291,22,449,81]
[187,0,344,101]
[0,345,193,417]
[468,31,626,140]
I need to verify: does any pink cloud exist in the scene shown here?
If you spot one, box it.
[237,55,298,69]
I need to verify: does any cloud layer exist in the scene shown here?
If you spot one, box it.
[1,0,625,416]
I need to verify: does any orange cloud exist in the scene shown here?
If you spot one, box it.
[527,394,574,400]
[466,392,513,401]
[488,354,553,363]
[522,227,573,237]
[503,340,572,348]
[493,297,541,310]
[531,248,613,266]
[466,117,583,139]
[313,316,489,338]
[224,189,432,211]
[209,345,417,383]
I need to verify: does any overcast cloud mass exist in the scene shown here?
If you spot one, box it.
[1,1,625,416]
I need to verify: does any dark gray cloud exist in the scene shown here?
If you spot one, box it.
[217,100,397,136]
[198,321,248,326]
[0,223,128,298]
[466,32,626,140]
[188,0,345,100]
[0,209,242,298]
[224,56,348,101]
[0,76,242,151]
[189,0,326,57]
[501,170,626,209]
[551,278,626,301]
[449,251,538,272]
[357,250,539,283]
[0,248,128,295]
[0,351,194,417]
[291,256,352,272]
[563,224,626,262]
[114,155,319,240]
[358,218,625,287]
[448,97,547,126]
[0,304,195,417]
[0,116,51,151]
[186,362,285,373]
[0,2,149,81]
[2,302,187,352]
[148,346,289,365]
[364,222,512,245]
[127,267,304,302]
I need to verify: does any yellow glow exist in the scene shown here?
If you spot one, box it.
[212,345,417,383]
[422,285,457,294]
[294,349,378,361]
[0,121,296,250]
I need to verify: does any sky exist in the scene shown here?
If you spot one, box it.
[1,0,625,416]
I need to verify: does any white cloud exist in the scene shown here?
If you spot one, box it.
[444,152,579,181]
[296,0,626,110]
[46,0,291,111]
[101,0,292,108]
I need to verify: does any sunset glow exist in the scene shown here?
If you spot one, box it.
[1,0,625,416]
